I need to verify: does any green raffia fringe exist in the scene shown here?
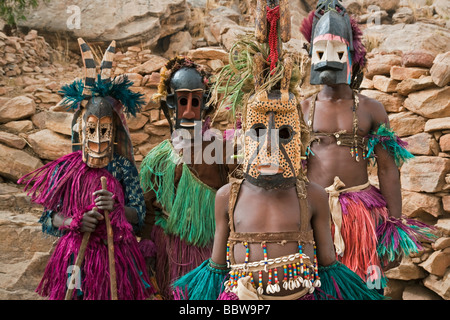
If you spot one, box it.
[314,262,386,300]
[366,123,414,167]
[154,210,167,230]
[376,217,438,268]
[140,140,217,247]
[172,259,230,300]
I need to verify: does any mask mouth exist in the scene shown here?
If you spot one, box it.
[179,119,199,128]
[244,172,296,190]
[313,61,345,71]
[88,141,110,153]
[257,164,284,175]
[85,156,110,168]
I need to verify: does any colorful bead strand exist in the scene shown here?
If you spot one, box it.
[282,265,288,290]
[249,272,255,288]
[226,242,230,268]
[313,244,321,287]
[266,269,273,294]
[298,243,304,274]
[244,241,249,270]
[257,270,264,295]
[262,242,268,272]
[273,268,280,292]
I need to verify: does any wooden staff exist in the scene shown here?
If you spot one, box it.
[101,176,118,300]
[65,214,95,300]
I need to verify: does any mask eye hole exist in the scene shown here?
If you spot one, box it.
[179,97,188,106]
[279,128,291,139]
[248,123,267,140]
[338,51,344,60]
[89,127,95,135]
[254,124,266,138]
[278,125,294,143]
[317,51,324,60]
[101,128,107,136]
[192,98,199,107]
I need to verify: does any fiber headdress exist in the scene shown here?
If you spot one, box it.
[208,0,310,179]
[59,38,145,165]
[209,0,308,122]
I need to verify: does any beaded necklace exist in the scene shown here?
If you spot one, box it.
[223,179,321,296]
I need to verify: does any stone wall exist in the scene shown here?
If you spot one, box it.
[363,49,450,300]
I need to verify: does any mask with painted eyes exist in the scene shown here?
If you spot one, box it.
[309,1,354,85]
[165,67,209,130]
[80,96,115,168]
[243,90,302,189]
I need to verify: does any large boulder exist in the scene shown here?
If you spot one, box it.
[0,210,55,300]
[364,23,450,56]
[18,0,189,51]
[400,156,450,193]
[403,86,450,119]
[362,0,400,12]
[401,132,439,156]
[0,96,36,124]
[430,51,450,87]
[402,190,442,219]
[365,53,402,79]
[388,111,426,137]
[423,270,450,300]
[27,129,72,160]
[0,144,43,182]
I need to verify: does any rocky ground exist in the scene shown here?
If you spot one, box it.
[0,0,449,300]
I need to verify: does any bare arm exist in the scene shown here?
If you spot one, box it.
[210,183,231,266]
[376,146,402,218]
[137,190,157,238]
[308,182,336,267]
[370,99,402,218]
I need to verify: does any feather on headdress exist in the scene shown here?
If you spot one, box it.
[60,38,144,165]
[59,38,145,116]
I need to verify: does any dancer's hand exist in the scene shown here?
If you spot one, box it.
[80,208,104,233]
[93,189,115,212]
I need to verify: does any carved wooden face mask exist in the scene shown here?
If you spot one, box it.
[166,67,209,130]
[309,8,353,85]
[81,97,115,168]
[311,36,351,85]
[243,91,301,189]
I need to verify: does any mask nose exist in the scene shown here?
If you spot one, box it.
[181,93,196,119]
[88,125,110,153]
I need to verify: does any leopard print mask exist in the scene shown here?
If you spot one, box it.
[243,90,301,189]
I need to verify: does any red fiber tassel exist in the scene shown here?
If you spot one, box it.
[266,5,280,74]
